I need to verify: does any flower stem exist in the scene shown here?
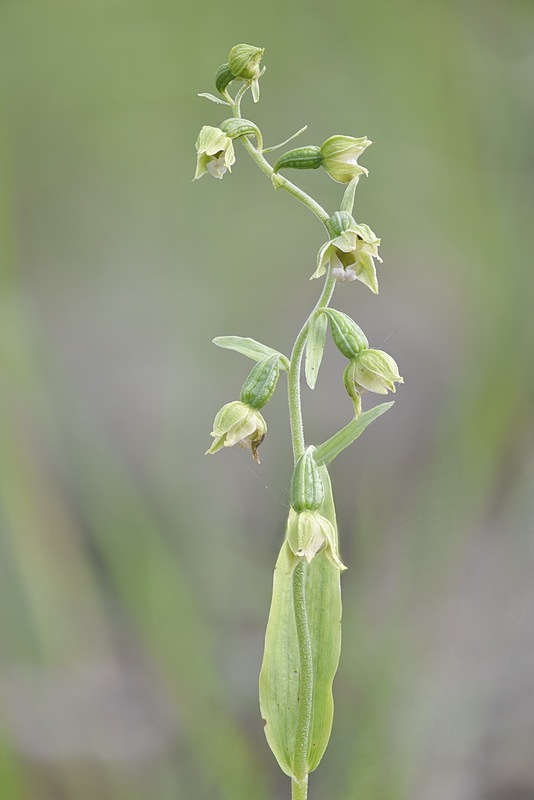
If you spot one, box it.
[291,777,309,800]
[285,273,335,800]
[287,272,336,460]
[292,561,313,788]
[231,95,330,227]
[232,85,337,800]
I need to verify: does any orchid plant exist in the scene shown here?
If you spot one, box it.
[195,44,403,800]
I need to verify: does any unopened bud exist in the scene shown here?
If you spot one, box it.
[321,309,368,360]
[273,146,323,175]
[228,44,264,80]
[239,354,280,410]
[290,446,324,513]
[215,63,234,96]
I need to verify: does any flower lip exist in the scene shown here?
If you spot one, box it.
[206,155,229,179]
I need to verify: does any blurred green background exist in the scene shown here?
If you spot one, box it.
[0,0,533,798]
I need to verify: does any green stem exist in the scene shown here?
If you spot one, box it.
[286,273,335,800]
[231,94,329,227]
[292,562,313,785]
[232,84,337,800]
[287,272,336,460]
[291,777,309,800]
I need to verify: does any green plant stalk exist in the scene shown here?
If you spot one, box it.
[291,775,309,800]
[286,275,335,800]
[288,273,336,460]
[291,560,313,796]
[232,94,329,227]
[233,89,338,800]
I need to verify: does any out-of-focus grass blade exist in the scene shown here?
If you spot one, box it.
[64,418,269,800]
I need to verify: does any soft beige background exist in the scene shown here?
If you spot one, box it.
[0,1,533,798]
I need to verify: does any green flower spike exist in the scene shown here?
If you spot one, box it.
[206,400,267,462]
[350,349,404,395]
[320,135,372,184]
[194,125,236,180]
[312,211,382,292]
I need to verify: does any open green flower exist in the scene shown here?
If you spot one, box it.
[206,400,267,462]
[194,126,236,180]
[321,135,372,184]
[286,509,346,572]
[348,349,403,395]
[312,219,382,293]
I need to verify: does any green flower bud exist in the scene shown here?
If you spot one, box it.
[286,509,346,571]
[312,217,382,292]
[321,309,369,360]
[350,349,404,395]
[273,146,323,175]
[220,117,261,143]
[228,44,264,80]
[215,63,234,96]
[290,446,324,513]
[326,210,355,238]
[239,354,280,410]
[194,126,235,180]
[228,43,265,102]
[320,135,372,184]
[206,400,267,462]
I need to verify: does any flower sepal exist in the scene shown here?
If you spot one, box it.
[343,361,362,417]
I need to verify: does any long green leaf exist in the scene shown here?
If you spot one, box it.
[213,336,290,371]
[259,466,342,776]
[314,402,394,466]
